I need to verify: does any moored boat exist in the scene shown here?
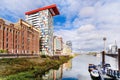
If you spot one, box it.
[88,64,102,80]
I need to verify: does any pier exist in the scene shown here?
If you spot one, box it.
[106,69,120,79]
[106,54,118,58]
[97,49,120,80]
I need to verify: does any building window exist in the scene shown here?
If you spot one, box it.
[18,32,19,35]
[42,17,45,20]
[7,28,9,31]
[22,36,24,40]
[13,30,14,33]
[6,38,8,42]
[10,29,12,32]
[0,25,1,29]
[6,43,8,48]
[3,27,5,30]
[7,32,8,36]
[16,35,17,39]
[27,51,28,53]
[16,45,17,48]
[22,45,24,49]
[16,40,17,43]
[16,50,17,53]
[13,30,15,34]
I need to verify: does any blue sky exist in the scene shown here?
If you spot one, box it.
[0,0,120,52]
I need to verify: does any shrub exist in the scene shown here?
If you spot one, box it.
[41,55,47,58]
[0,50,4,53]
[0,49,8,53]
[4,50,8,53]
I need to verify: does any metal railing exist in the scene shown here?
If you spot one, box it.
[106,69,120,79]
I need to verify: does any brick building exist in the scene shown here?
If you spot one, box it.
[0,18,40,54]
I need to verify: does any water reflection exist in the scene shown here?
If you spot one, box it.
[42,65,63,80]
[42,55,102,80]
[62,55,101,80]
[42,60,72,80]
[62,78,78,80]
[63,60,72,71]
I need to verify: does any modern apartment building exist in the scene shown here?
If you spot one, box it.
[63,43,72,55]
[25,4,60,55]
[0,18,40,54]
[53,36,63,55]
[66,41,72,52]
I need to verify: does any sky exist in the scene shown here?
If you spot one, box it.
[0,0,120,52]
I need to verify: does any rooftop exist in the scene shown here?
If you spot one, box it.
[25,4,60,16]
[0,18,13,25]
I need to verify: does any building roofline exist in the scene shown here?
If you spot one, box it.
[20,19,40,32]
[25,4,60,16]
[14,19,40,32]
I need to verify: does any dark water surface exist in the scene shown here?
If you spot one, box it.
[42,55,102,80]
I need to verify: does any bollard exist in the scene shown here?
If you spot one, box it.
[113,70,115,77]
[110,69,112,76]
[102,51,106,74]
[107,69,109,75]
[117,71,120,78]
[102,51,105,68]
[109,69,111,75]
[118,49,120,71]
[114,70,117,78]
[112,70,114,77]
[119,71,120,78]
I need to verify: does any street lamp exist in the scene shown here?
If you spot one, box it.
[102,37,106,73]
[103,37,106,53]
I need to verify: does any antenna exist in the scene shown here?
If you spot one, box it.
[115,40,118,52]
[115,40,117,45]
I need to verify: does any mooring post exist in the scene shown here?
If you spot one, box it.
[118,49,120,71]
[102,51,105,68]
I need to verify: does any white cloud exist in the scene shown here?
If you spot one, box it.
[1,0,120,52]
[60,0,82,19]
[77,24,95,32]
[79,7,95,17]
[55,24,102,52]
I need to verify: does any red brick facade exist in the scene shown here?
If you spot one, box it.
[0,18,40,54]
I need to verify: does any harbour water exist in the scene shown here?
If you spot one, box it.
[105,55,118,70]
[42,55,100,80]
[42,54,118,80]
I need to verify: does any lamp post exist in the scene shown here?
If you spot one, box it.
[102,37,106,73]
[103,37,106,53]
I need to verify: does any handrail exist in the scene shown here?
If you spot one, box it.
[106,69,120,78]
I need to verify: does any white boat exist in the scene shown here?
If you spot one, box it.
[90,69,100,77]
[88,64,101,80]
